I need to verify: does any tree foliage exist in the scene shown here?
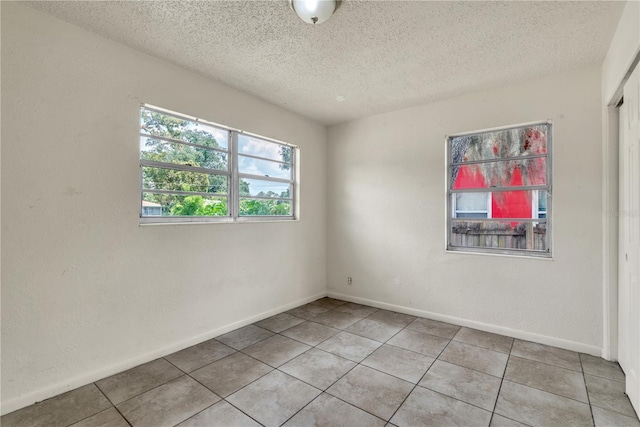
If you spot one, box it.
[451,126,547,187]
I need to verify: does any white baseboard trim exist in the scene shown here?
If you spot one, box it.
[327,291,602,357]
[0,291,326,416]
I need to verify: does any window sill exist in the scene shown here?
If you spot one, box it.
[139,217,299,226]
[446,247,554,260]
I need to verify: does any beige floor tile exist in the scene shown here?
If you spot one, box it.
[190,352,272,397]
[280,348,356,390]
[333,303,380,318]
[504,355,588,402]
[226,370,321,427]
[164,339,235,373]
[70,408,129,427]
[281,321,340,346]
[489,414,529,427]
[390,386,492,427]
[586,374,637,417]
[494,380,592,426]
[366,310,416,328]
[215,325,274,350]
[177,400,261,427]
[283,393,386,427]
[286,304,332,320]
[387,329,449,358]
[419,360,502,411]
[1,384,111,427]
[439,340,509,377]
[317,332,382,362]
[592,406,640,427]
[242,335,310,367]
[345,319,402,342]
[406,318,460,339]
[255,313,305,333]
[326,365,413,421]
[511,339,581,372]
[453,327,513,354]
[96,358,182,404]
[117,376,219,427]
[309,298,348,309]
[362,344,434,383]
[308,311,364,329]
[581,353,626,382]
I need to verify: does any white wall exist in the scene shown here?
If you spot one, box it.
[1,3,326,414]
[327,66,604,354]
[603,1,640,105]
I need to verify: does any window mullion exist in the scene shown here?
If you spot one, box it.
[231,131,239,220]
[450,185,548,193]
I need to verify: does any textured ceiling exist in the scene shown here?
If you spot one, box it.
[25,1,625,125]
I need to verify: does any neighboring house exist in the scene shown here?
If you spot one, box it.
[141,200,163,216]
[452,166,547,220]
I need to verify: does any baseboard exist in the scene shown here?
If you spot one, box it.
[327,291,602,357]
[0,291,327,416]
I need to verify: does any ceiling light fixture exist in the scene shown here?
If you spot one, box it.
[289,0,342,25]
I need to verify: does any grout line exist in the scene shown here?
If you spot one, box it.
[221,398,268,426]
[384,323,454,423]
[507,353,584,374]
[216,325,277,352]
[90,383,133,427]
[321,391,387,423]
[172,400,221,426]
[489,336,514,426]
[104,373,188,409]
[269,371,325,425]
[580,352,598,427]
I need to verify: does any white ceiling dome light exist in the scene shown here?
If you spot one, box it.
[289,0,342,25]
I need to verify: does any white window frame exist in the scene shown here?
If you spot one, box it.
[139,105,297,224]
[446,121,552,257]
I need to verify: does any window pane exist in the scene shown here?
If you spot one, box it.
[240,178,291,198]
[452,158,546,190]
[490,190,543,219]
[456,213,488,219]
[140,137,228,171]
[538,190,548,210]
[450,220,547,252]
[451,125,547,164]
[238,134,292,164]
[239,198,292,216]
[456,192,488,211]
[142,193,228,217]
[238,155,292,180]
[142,166,227,194]
[141,109,229,149]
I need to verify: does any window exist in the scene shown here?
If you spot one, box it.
[447,122,551,257]
[139,105,296,223]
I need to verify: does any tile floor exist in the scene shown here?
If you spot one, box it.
[3,298,640,427]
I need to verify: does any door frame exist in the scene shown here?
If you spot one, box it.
[603,52,640,361]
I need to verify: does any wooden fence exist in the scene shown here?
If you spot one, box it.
[451,221,546,251]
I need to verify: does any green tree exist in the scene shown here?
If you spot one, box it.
[170,196,227,216]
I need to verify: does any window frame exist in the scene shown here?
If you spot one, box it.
[445,121,552,258]
[139,105,297,224]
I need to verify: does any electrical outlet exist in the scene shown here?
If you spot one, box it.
[347,276,353,285]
